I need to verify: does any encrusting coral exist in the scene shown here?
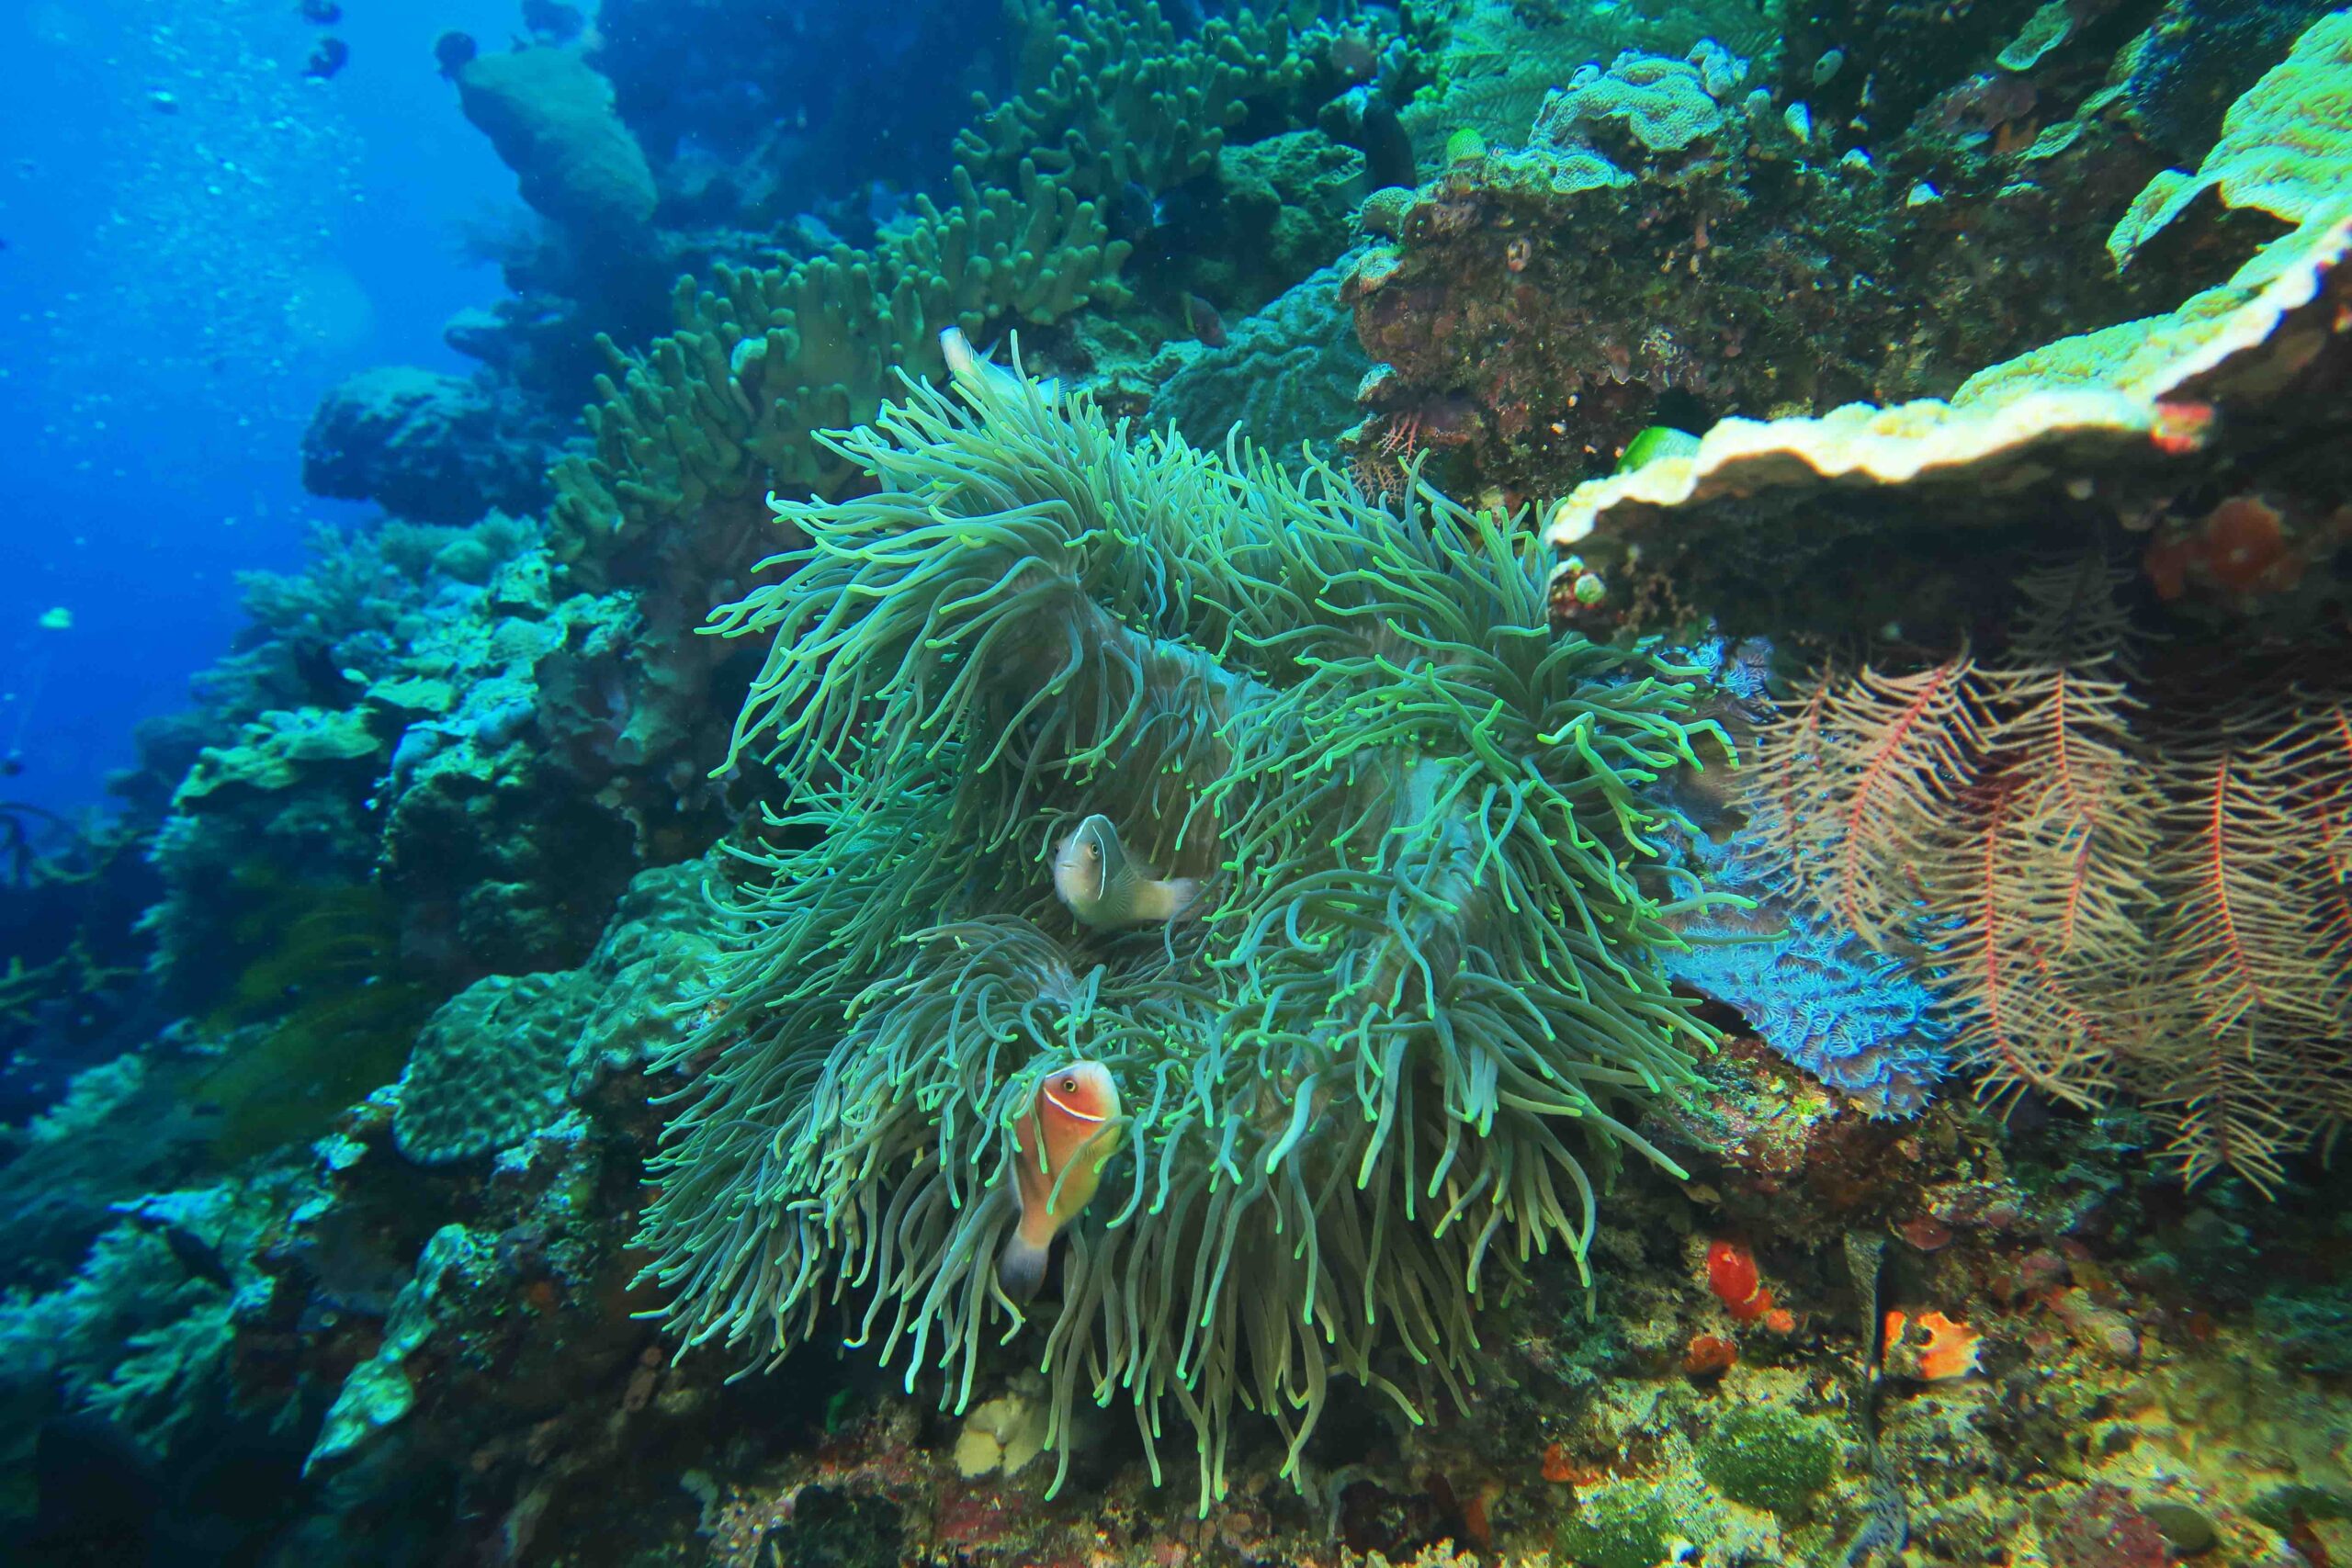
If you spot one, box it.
[632,337,1736,1508]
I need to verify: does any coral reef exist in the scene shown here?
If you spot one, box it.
[300,367,553,525]
[444,42,658,238]
[548,162,1132,581]
[1144,255,1374,460]
[13,2,2352,1562]
[1537,9,2352,1187]
[392,857,723,1167]
[1344,28,2177,510]
[2119,0,2344,160]
[1542,183,2352,639]
[2109,6,2352,265]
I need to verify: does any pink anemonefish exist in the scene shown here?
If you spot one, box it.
[1050,815,1200,929]
[999,1061,1124,1301]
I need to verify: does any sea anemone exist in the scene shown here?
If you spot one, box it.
[632,337,1733,1508]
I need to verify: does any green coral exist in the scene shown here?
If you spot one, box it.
[393,858,723,1166]
[953,2,1320,201]
[548,3,1365,585]
[307,1222,492,1472]
[2119,0,2345,163]
[2109,8,2352,271]
[1406,1,1775,159]
[634,344,1730,1507]
[0,1184,281,1463]
[1144,259,1373,462]
[1697,1404,1840,1515]
[1557,1481,1678,1568]
[172,706,383,804]
[393,973,574,1167]
[1212,130,1368,300]
[548,162,1129,581]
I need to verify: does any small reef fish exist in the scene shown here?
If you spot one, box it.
[1841,1232,1909,1567]
[1181,292,1227,348]
[1051,814,1201,929]
[999,1062,1123,1301]
[939,326,1058,406]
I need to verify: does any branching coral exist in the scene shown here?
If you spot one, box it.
[548,162,1131,583]
[954,2,1320,202]
[549,1,1361,589]
[634,344,1732,1506]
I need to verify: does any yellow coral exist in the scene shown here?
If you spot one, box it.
[2108,9,2352,271]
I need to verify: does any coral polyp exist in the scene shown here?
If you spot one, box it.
[633,337,1734,1505]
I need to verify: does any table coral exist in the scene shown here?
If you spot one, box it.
[1541,210,2352,639]
[634,340,1733,1508]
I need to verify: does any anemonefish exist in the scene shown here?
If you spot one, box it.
[939,326,1059,406]
[999,1061,1124,1301]
[1051,815,1201,929]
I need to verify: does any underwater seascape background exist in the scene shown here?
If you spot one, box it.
[1,0,2349,1564]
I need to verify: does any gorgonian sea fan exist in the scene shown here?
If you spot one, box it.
[632,341,1735,1507]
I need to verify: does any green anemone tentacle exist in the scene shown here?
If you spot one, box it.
[635,338,1736,1511]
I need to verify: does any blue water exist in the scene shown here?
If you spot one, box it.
[0,0,519,818]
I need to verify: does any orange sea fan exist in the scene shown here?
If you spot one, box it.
[1919,769,2120,1111]
[1994,558,2162,966]
[2132,694,2352,1189]
[2146,1019,2306,1194]
[1747,556,2352,1185]
[1922,559,2162,1109]
[2154,701,2352,1039]
[1752,650,1995,950]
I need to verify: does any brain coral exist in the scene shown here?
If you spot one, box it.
[394,858,723,1166]
[393,972,576,1167]
[635,341,1735,1506]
